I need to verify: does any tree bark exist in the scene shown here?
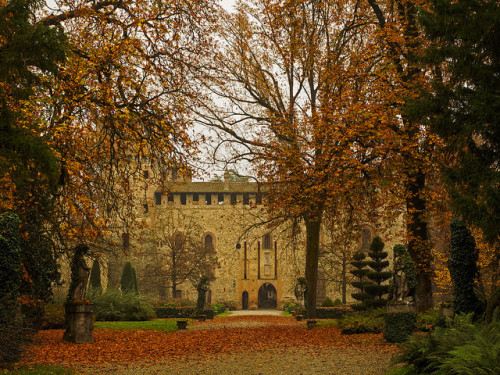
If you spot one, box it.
[304,218,322,318]
[406,168,433,312]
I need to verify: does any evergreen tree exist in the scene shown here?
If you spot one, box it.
[415,0,499,244]
[365,237,392,308]
[350,250,372,310]
[132,266,138,294]
[89,259,102,292]
[120,262,137,294]
[449,220,483,316]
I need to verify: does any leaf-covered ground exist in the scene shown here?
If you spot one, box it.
[20,316,399,374]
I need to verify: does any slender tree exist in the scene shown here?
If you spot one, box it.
[120,262,137,294]
[89,259,102,292]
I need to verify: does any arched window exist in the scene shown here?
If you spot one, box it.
[174,233,184,251]
[204,234,213,252]
[263,234,272,249]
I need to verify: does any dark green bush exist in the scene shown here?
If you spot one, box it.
[321,297,334,307]
[315,307,353,319]
[416,309,440,332]
[339,310,384,334]
[384,312,417,343]
[120,262,137,294]
[350,250,371,310]
[155,306,196,318]
[449,220,483,317]
[89,290,155,321]
[332,298,343,307]
[89,259,102,292]
[365,236,391,308]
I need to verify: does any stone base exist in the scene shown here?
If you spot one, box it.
[387,301,415,313]
[63,302,94,344]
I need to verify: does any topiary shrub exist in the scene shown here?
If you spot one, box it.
[365,237,391,308]
[89,259,102,293]
[383,312,417,343]
[350,250,371,310]
[321,297,334,307]
[120,262,137,294]
[449,220,484,317]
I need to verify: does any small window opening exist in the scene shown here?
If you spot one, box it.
[193,193,199,202]
[218,193,224,204]
[180,193,187,205]
[243,193,250,205]
[230,193,237,205]
[205,193,212,205]
[154,192,162,205]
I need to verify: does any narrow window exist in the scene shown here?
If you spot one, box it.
[230,193,237,205]
[180,193,186,205]
[154,192,162,205]
[218,193,224,204]
[263,234,271,249]
[143,203,149,213]
[243,193,250,205]
[205,193,212,205]
[193,193,199,202]
[204,234,213,252]
[167,192,174,203]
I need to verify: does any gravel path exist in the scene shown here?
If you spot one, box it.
[80,346,396,375]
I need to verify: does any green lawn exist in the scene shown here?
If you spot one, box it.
[3,365,75,375]
[93,319,179,332]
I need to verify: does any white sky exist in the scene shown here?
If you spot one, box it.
[220,0,236,11]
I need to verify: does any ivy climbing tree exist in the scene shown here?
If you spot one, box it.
[449,220,483,316]
[365,237,392,308]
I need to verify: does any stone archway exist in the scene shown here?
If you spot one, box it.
[258,282,277,309]
[242,291,249,310]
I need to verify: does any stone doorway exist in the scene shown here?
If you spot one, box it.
[258,282,277,309]
[242,291,249,310]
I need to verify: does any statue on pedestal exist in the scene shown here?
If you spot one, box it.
[67,245,91,301]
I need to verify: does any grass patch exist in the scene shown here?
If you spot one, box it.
[316,320,339,327]
[282,311,293,317]
[3,365,75,374]
[93,319,179,332]
[215,311,232,317]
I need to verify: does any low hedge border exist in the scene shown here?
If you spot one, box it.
[155,307,215,319]
[315,307,353,319]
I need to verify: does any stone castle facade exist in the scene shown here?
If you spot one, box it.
[94,170,405,310]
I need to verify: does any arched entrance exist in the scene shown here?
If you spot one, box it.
[242,291,249,310]
[258,282,277,309]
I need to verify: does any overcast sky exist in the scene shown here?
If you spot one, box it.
[220,0,236,11]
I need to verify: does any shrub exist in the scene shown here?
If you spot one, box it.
[155,306,196,318]
[315,307,353,319]
[120,262,137,294]
[88,259,102,292]
[40,303,65,329]
[449,220,483,317]
[339,310,384,334]
[332,298,343,307]
[365,237,391,308]
[282,302,296,314]
[384,312,417,343]
[321,297,334,307]
[394,314,500,374]
[211,303,226,315]
[89,290,155,321]
[350,250,371,310]
[416,309,440,332]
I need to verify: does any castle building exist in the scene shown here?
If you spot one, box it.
[99,171,405,309]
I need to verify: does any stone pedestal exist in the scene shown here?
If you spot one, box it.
[63,302,94,344]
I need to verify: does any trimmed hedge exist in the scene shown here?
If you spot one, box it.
[155,306,196,318]
[315,307,353,319]
[384,312,416,343]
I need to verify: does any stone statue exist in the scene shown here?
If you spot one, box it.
[393,245,415,303]
[67,245,91,301]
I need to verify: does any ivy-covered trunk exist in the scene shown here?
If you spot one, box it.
[304,217,322,319]
[406,169,433,312]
